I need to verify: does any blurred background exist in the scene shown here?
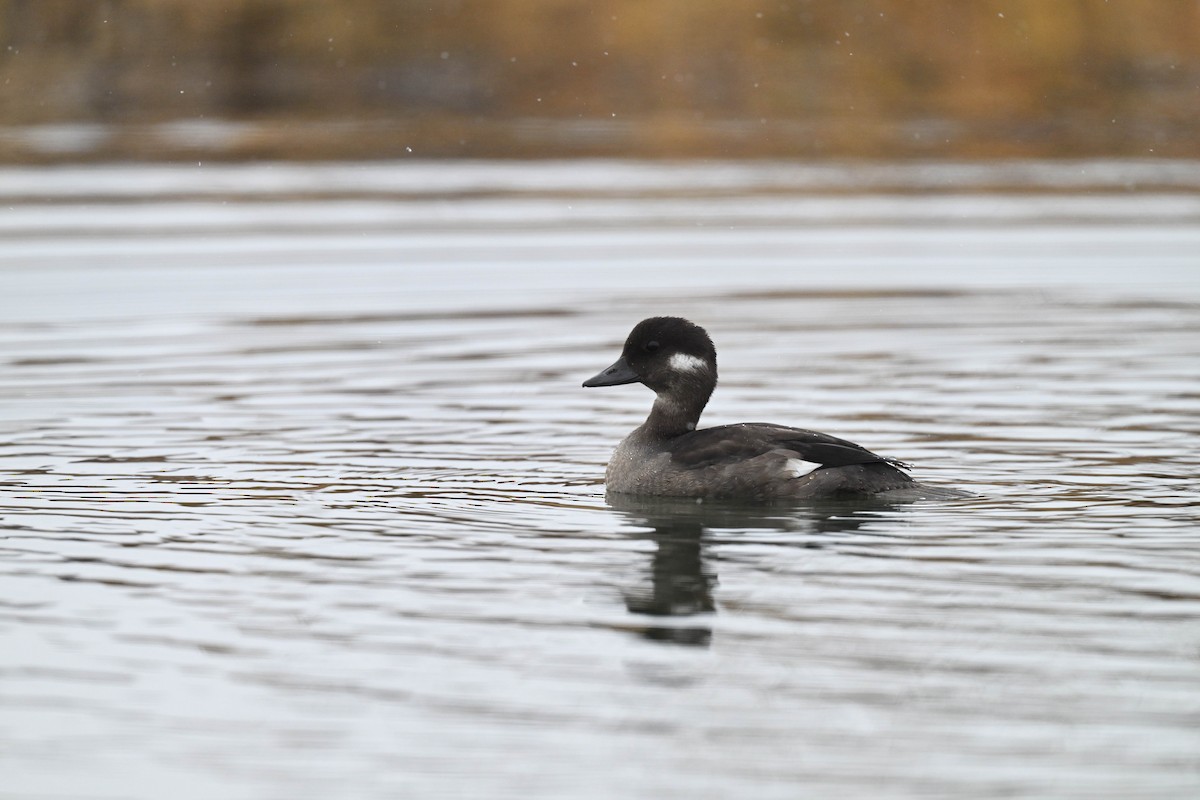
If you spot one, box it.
[2,0,1198,162]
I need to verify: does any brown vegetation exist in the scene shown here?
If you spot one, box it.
[1,0,1197,160]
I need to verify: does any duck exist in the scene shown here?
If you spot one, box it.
[583,316,956,501]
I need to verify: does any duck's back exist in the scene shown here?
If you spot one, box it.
[606,422,916,500]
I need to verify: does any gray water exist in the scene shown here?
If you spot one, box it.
[2,160,1199,799]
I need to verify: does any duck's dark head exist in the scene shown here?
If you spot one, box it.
[583,317,718,411]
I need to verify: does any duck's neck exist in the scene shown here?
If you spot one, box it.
[643,389,710,439]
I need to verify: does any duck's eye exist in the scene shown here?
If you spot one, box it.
[644,340,660,353]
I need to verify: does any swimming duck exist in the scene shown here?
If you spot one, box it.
[583,316,946,501]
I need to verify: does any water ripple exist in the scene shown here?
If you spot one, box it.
[2,163,1199,800]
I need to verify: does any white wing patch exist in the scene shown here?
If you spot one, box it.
[785,458,821,478]
[668,353,708,373]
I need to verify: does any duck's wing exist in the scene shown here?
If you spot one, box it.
[666,423,910,471]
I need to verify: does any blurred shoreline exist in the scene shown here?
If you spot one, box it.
[2,112,1197,165]
[3,1,1197,163]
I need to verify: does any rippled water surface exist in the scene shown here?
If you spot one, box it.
[3,161,1199,799]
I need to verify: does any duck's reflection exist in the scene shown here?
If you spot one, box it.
[607,493,912,647]
[623,517,714,645]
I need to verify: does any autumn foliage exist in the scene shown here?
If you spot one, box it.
[2,0,1197,159]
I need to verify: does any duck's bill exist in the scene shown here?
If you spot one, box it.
[582,356,640,387]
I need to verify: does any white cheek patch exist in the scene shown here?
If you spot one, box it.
[668,352,708,374]
[785,458,821,478]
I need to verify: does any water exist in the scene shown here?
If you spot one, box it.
[2,160,1199,799]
